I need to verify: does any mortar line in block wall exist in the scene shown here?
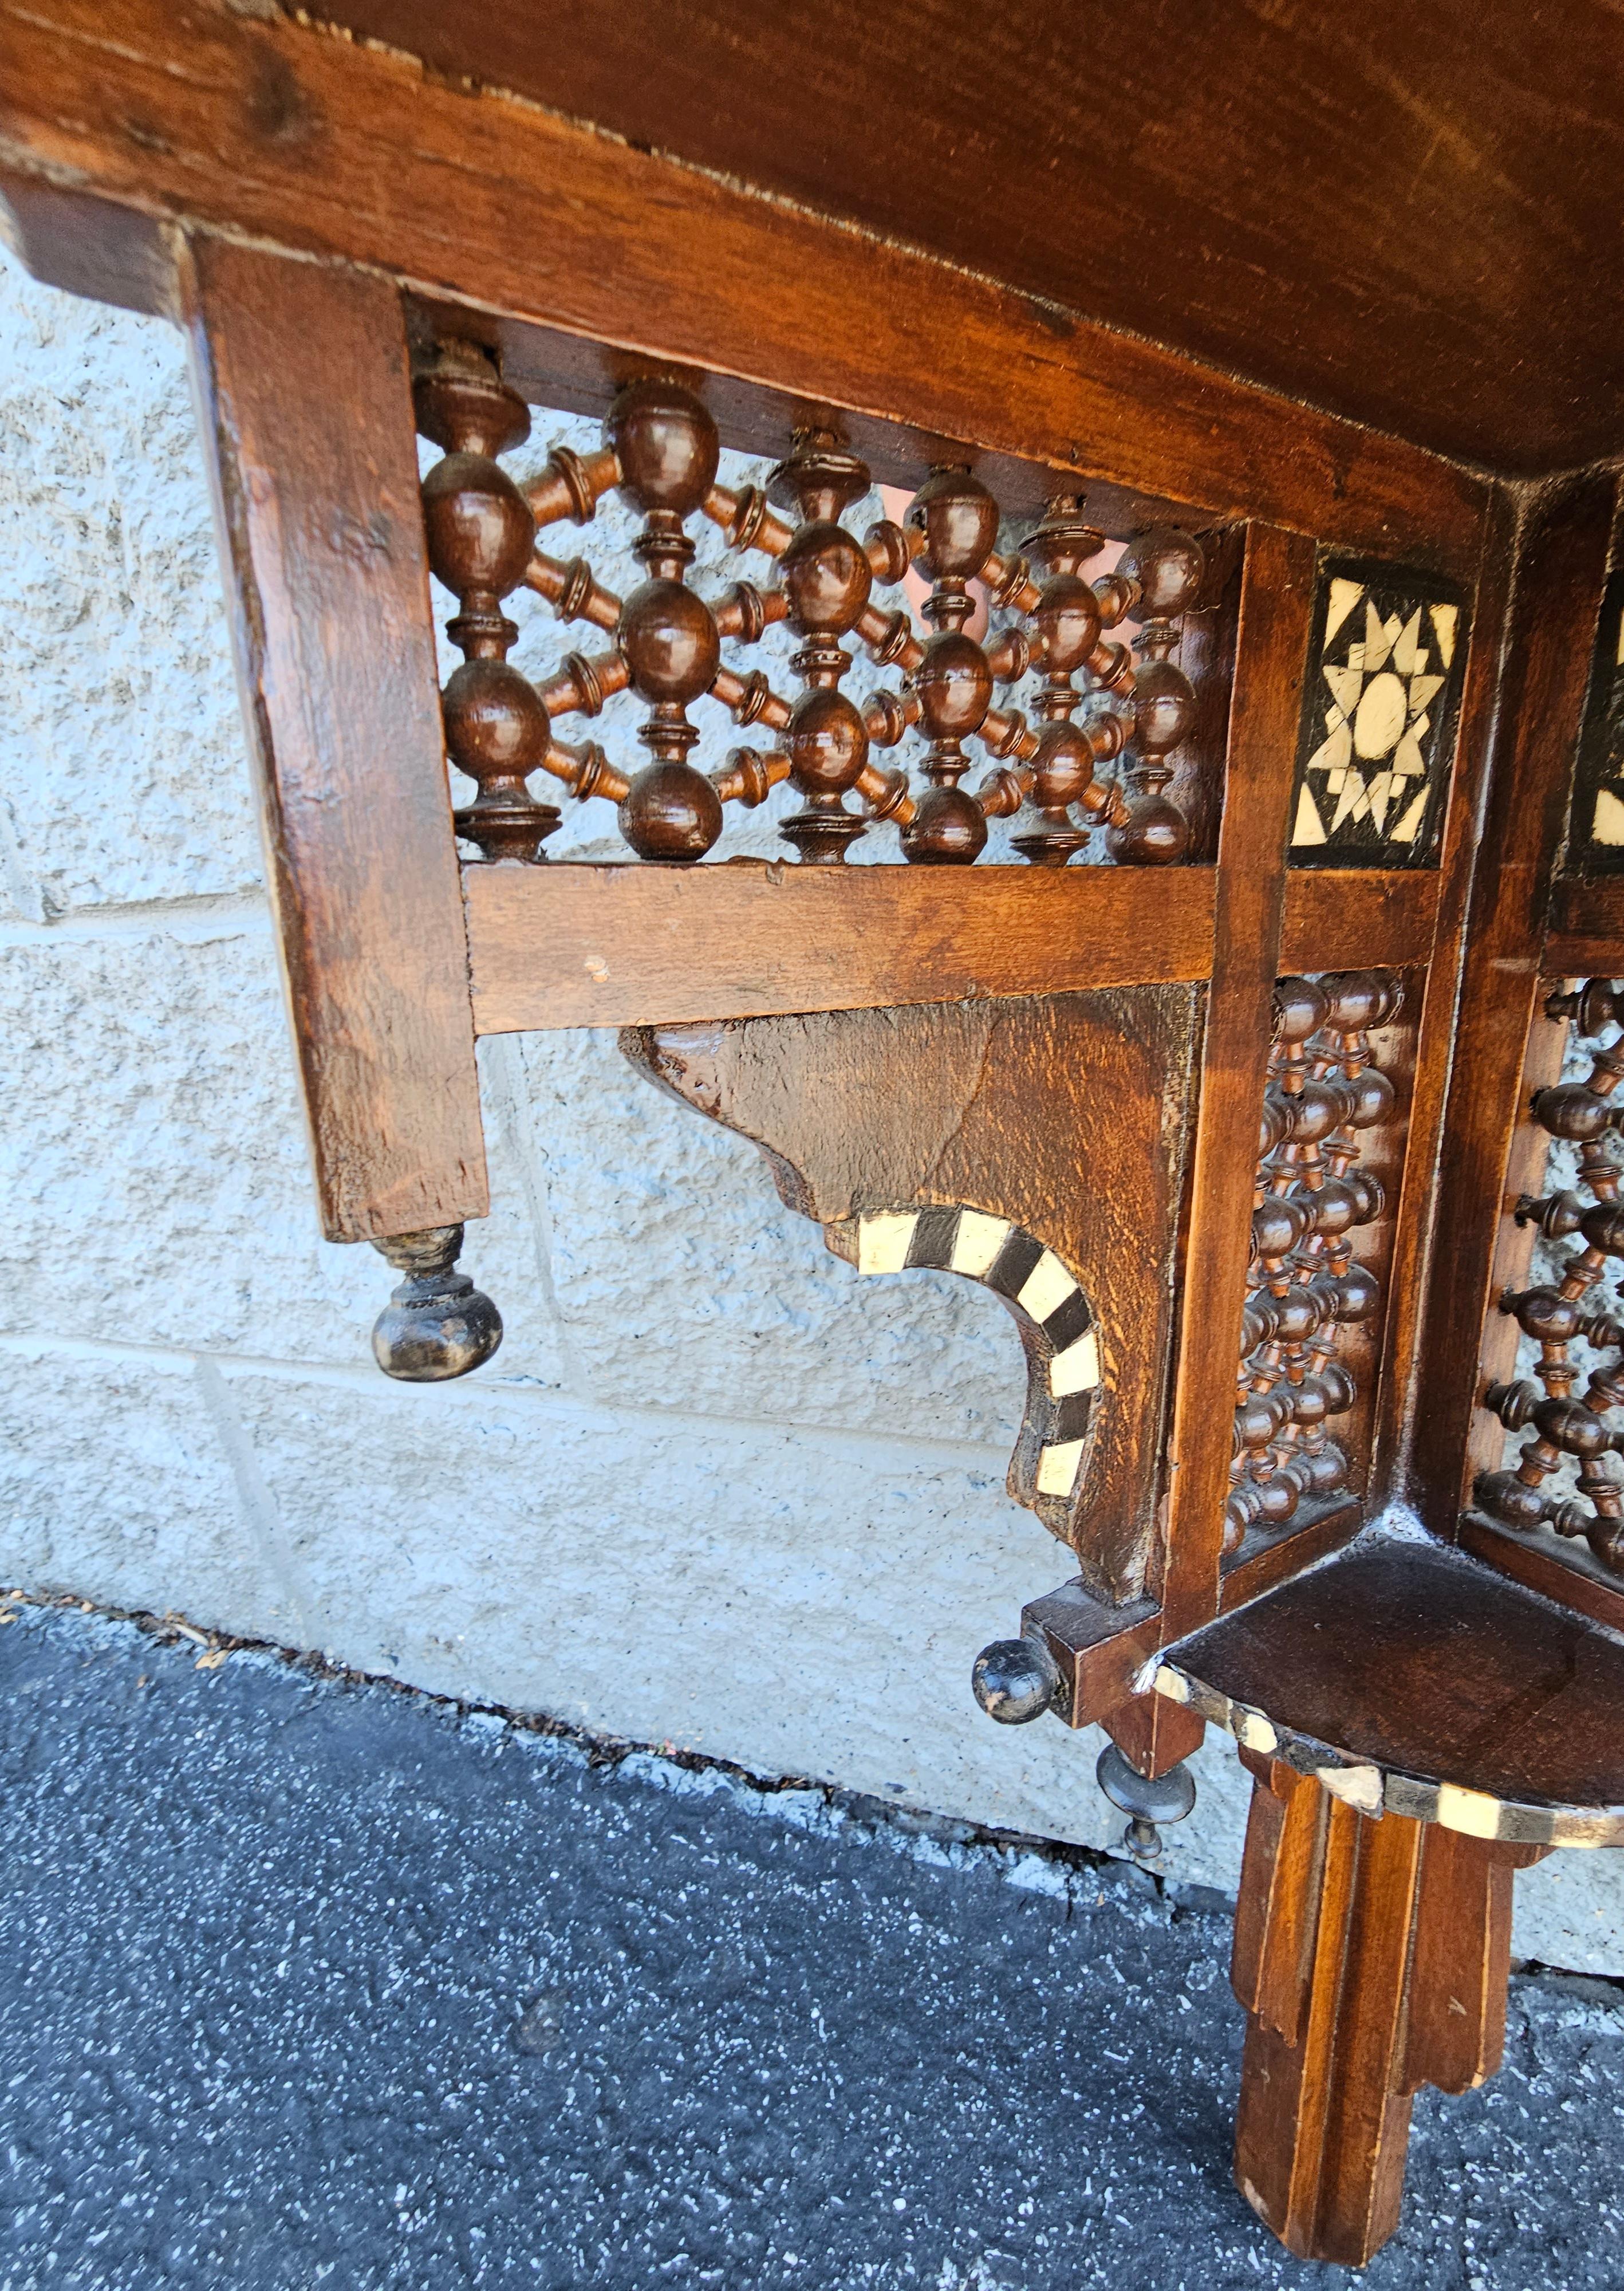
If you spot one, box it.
[0,887,273,945]
[0,787,46,925]
[477,1031,595,1406]
[191,1355,320,1651]
[0,1332,1017,1470]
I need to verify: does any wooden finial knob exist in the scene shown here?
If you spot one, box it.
[779,518,873,638]
[412,338,531,459]
[905,467,1000,582]
[1128,655,1197,757]
[617,578,722,706]
[1095,1741,1197,1862]
[1104,794,1191,865]
[370,1226,503,1381]
[1030,572,1103,676]
[901,784,989,863]
[420,454,536,630]
[1272,976,1330,1042]
[787,687,869,797]
[443,658,559,863]
[1118,526,1206,619]
[1532,1082,1617,1141]
[971,1635,1062,1724]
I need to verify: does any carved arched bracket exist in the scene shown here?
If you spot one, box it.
[830,1204,1101,1534]
[623,984,1197,1607]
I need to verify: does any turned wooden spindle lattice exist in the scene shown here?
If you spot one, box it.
[1477,977,1624,1572]
[412,340,1207,868]
[1226,971,1401,1553]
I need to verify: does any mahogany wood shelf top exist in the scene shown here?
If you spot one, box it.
[309,0,1624,477]
[1154,1539,1624,1847]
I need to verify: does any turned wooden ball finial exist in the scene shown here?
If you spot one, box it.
[412,338,532,461]
[370,1226,503,1381]
[618,761,726,860]
[901,784,991,864]
[971,1633,1063,1723]
[617,577,722,706]
[905,467,1000,596]
[1117,525,1205,620]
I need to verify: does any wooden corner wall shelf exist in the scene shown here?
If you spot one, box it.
[6,3,1624,2266]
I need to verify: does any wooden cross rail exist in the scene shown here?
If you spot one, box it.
[463,864,1440,1034]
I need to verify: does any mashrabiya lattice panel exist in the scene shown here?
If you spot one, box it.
[412,336,1211,870]
[1288,556,1467,868]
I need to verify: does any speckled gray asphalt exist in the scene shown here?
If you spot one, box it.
[3,1606,1623,2290]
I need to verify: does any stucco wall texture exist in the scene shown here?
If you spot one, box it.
[1,245,1619,1975]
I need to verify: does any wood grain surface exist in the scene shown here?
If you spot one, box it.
[0,1,1488,572]
[1546,873,1624,974]
[1457,1510,1624,1640]
[1408,473,1619,1534]
[1169,1540,1624,1814]
[626,989,1200,1602]
[466,863,1215,1032]
[463,861,1438,1035]
[184,237,487,1241]
[313,0,1624,477]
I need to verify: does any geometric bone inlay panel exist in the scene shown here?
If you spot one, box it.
[1568,562,1624,873]
[1288,555,1468,869]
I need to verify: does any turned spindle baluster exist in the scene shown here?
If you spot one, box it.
[415,340,561,863]
[1003,495,1120,866]
[899,469,1002,864]
[608,381,727,860]
[768,430,885,863]
[1478,987,1624,1569]
[1226,971,1398,1553]
[1105,528,1205,865]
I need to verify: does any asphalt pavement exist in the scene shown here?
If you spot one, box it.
[3,1597,1622,2289]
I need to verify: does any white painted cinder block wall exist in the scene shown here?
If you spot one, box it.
[1,245,1619,1973]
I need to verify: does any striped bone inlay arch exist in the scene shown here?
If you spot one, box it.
[850,1206,1099,1500]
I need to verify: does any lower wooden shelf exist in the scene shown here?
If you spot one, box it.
[1154,1536,1624,1844]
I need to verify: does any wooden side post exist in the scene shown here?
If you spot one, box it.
[1408,470,1619,1528]
[183,233,487,1242]
[1232,1754,1546,2266]
[1107,521,1314,1777]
